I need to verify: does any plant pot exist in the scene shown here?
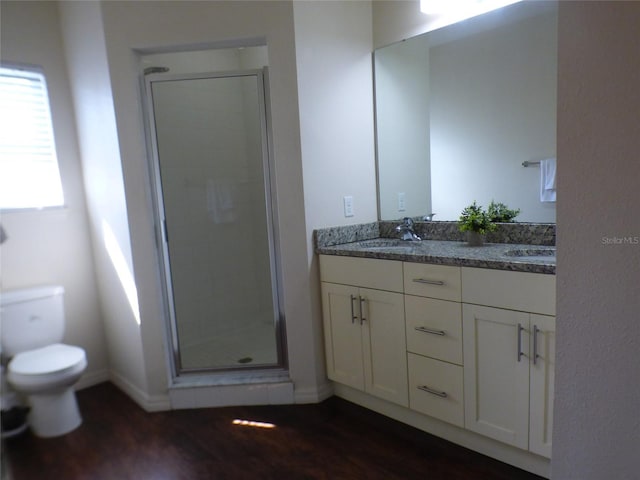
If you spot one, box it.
[466,231,484,247]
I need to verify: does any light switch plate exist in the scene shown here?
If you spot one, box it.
[343,195,354,217]
[398,192,406,211]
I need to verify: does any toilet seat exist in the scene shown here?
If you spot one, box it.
[9,344,85,376]
[8,344,87,393]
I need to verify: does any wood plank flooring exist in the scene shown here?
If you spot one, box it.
[4,382,544,480]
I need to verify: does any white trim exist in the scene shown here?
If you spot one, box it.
[109,370,171,412]
[294,381,334,404]
[169,381,294,409]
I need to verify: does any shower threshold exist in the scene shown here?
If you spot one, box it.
[168,371,294,409]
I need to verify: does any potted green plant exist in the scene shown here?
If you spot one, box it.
[487,200,520,223]
[458,201,496,246]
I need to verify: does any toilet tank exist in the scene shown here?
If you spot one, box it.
[0,286,65,358]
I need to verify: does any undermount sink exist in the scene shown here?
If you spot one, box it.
[503,248,556,261]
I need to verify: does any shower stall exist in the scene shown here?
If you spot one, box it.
[143,50,286,379]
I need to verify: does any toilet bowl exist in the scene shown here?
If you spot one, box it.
[8,344,87,437]
[1,286,88,438]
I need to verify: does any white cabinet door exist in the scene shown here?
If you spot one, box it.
[529,314,555,458]
[321,282,364,391]
[321,282,408,407]
[463,304,530,450]
[361,288,408,407]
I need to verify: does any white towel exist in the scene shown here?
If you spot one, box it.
[206,178,236,224]
[540,157,556,202]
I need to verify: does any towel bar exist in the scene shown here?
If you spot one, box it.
[522,160,541,167]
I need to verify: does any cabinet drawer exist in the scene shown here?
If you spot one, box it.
[461,267,556,315]
[403,263,461,301]
[408,353,464,428]
[405,296,462,365]
[319,255,403,292]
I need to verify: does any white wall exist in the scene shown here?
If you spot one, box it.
[294,1,377,230]
[373,0,437,49]
[553,3,640,478]
[293,0,377,400]
[57,1,154,407]
[372,0,517,49]
[142,47,267,76]
[0,1,108,388]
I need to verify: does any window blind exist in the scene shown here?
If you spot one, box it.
[0,65,64,209]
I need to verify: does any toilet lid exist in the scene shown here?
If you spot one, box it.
[9,344,86,375]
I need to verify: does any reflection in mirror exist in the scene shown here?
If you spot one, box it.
[375,1,557,223]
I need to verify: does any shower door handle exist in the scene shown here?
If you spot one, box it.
[162,219,169,243]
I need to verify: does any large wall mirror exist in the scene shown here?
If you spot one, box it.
[375,1,557,222]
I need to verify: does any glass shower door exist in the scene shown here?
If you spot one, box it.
[146,70,285,374]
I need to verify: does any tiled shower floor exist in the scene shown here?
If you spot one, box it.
[179,322,278,369]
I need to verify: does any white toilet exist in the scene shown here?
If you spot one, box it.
[0,286,87,437]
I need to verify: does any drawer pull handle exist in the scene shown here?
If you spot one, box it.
[417,385,448,398]
[415,326,446,336]
[359,296,366,324]
[412,278,445,286]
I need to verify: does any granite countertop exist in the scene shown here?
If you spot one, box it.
[316,238,556,275]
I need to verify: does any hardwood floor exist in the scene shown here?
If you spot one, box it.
[4,382,543,480]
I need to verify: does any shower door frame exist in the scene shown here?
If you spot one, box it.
[142,68,288,381]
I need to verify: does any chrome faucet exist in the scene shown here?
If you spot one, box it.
[395,217,421,241]
[422,213,436,221]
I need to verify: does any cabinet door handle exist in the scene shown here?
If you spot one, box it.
[359,296,366,324]
[517,323,525,362]
[414,326,446,336]
[412,278,445,286]
[417,385,448,398]
[533,324,539,365]
[350,295,357,324]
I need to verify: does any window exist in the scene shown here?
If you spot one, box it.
[0,65,64,210]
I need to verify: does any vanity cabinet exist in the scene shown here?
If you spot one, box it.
[319,255,556,463]
[320,256,408,407]
[461,267,556,458]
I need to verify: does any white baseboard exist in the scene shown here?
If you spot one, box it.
[109,370,171,412]
[294,380,333,404]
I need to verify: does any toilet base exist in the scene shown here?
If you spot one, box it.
[27,387,82,437]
